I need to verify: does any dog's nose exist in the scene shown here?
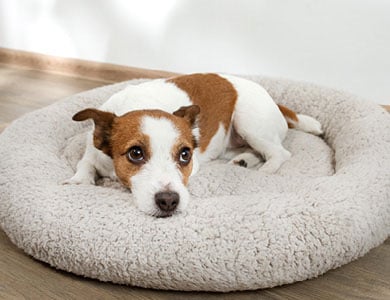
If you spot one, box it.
[155,191,179,212]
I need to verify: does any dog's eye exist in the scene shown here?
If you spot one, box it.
[127,146,145,164]
[178,147,192,166]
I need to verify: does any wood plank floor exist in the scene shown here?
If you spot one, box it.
[0,63,389,300]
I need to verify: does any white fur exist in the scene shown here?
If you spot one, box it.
[101,79,192,115]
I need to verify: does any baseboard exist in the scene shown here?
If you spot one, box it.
[0,47,178,82]
[0,47,389,112]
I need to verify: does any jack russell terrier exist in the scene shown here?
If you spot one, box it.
[66,73,322,217]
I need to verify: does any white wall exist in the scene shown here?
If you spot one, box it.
[1,0,389,104]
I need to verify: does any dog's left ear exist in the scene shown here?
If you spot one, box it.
[173,105,200,128]
[72,108,116,157]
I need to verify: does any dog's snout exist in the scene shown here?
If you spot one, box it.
[155,191,179,212]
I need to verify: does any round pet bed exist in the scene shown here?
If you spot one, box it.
[0,76,389,292]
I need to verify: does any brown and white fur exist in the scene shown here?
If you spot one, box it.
[65,74,322,217]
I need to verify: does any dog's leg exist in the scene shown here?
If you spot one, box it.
[232,103,291,173]
[226,137,291,173]
[250,139,291,173]
[63,134,97,185]
[65,157,96,185]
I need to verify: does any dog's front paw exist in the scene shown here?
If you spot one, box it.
[62,174,95,185]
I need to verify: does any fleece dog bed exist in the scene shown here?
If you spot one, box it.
[0,76,389,292]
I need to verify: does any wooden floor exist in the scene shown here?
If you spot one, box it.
[0,62,389,300]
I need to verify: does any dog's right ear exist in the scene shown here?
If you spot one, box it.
[73,108,116,157]
[173,105,200,128]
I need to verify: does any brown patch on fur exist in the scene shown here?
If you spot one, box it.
[173,105,200,127]
[277,104,299,128]
[173,105,200,148]
[168,73,238,152]
[180,163,192,185]
[172,142,194,186]
[110,111,150,188]
[169,109,197,185]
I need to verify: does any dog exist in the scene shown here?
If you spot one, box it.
[65,73,322,217]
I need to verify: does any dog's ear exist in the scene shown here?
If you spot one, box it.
[173,105,200,127]
[173,105,201,149]
[73,108,116,157]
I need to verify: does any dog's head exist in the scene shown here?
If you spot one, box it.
[73,105,200,217]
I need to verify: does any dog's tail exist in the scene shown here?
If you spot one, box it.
[278,104,323,135]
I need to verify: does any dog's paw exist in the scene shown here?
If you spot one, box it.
[62,174,95,185]
[228,159,248,168]
[228,152,261,168]
[108,172,118,181]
